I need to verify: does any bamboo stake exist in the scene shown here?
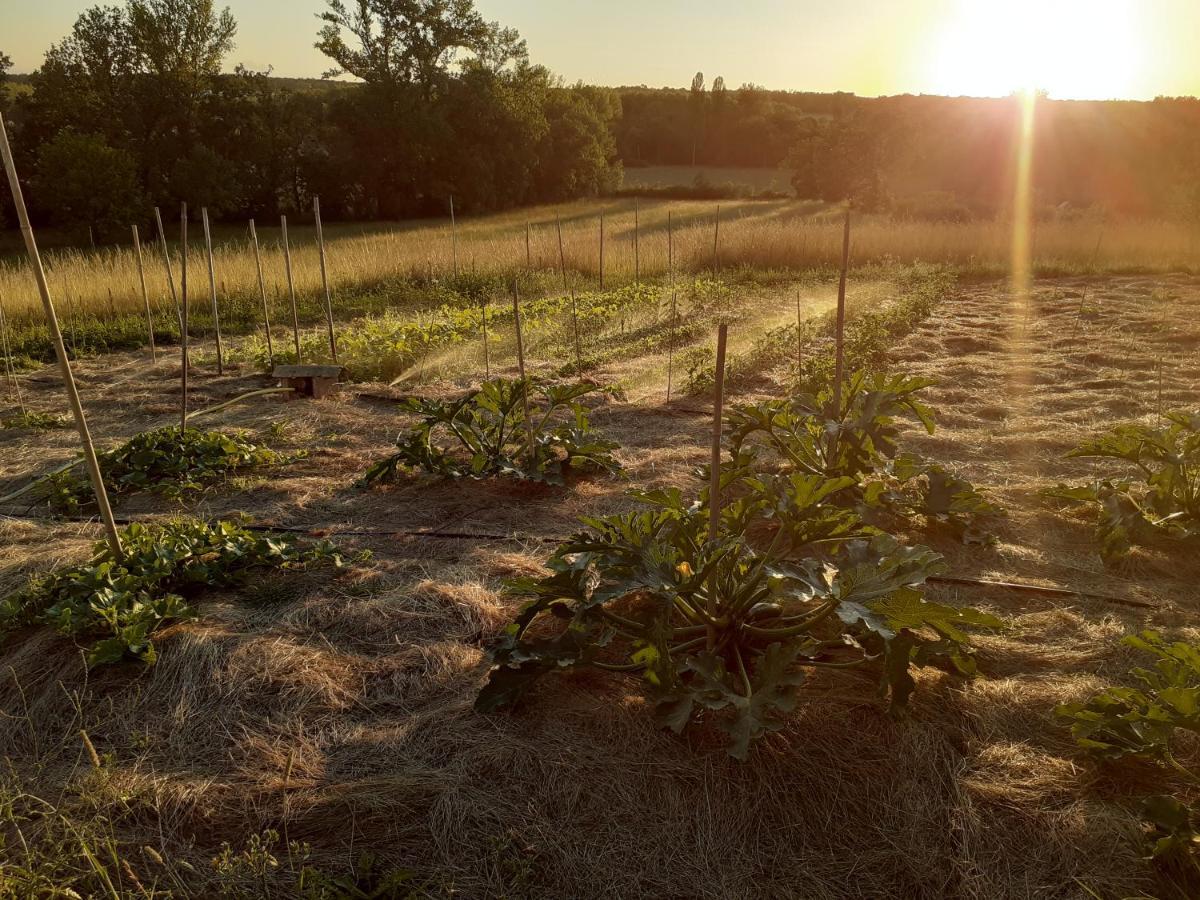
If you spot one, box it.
[450,195,458,279]
[200,208,224,374]
[180,203,189,431]
[667,210,677,403]
[481,297,490,380]
[511,281,536,462]
[796,289,803,374]
[832,205,852,412]
[0,113,122,559]
[0,290,27,414]
[64,289,78,355]
[131,225,156,362]
[248,219,274,367]
[556,215,583,374]
[634,199,640,283]
[154,206,184,335]
[712,204,721,276]
[599,214,605,290]
[1072,226,1107,339]
[313,197,338,363]
[281,215,301,361]
[709,323,729,541]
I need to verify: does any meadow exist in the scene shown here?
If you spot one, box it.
[2,198,1198,326]
[619,165,795,194]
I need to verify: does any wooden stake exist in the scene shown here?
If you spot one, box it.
[154,206,184,335]
[796,289,803,374]
[667,210,677,403]
[313,197,338,363]
[64,289,78,355]
[200,208,224,375]
[249,219,274,367]
[481,297,490,380]
[180,203,190,431]
[556,215,583,374]
[712,204,721,276]
[599,214,605,290]
[832,205,851,412]
[634,199,640,283]
[709,323,729,541]
[0,289,27,414]
[450,195,458,279]
[131,225,156,362]
[0,113,122,559]
[281,214,301,361]
[511,281,536,462]
[525,221,531,269]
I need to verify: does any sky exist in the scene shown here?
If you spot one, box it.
[6,0,1200,101]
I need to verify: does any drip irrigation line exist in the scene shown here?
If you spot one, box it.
[927,575,1157,610]
[0,509,559,544]
[0,507,1161,609]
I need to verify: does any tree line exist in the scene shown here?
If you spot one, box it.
[0,0,622,237]
[3,2,1200,236]
[621,74,1200,221]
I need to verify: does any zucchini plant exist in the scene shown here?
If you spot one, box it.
[0,519,349,667]
[1046,413,1200,562]
[42,426,297,513]
[727,372,937,480]
[1057,631,1200,878]
[728,372,1001,539]
[478,488,1001,758]
[363,378,623,486]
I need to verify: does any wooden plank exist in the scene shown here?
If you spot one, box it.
[272,364,343,379]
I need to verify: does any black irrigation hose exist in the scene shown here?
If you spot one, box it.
[0,508,563,544]
[0,508,1159,610]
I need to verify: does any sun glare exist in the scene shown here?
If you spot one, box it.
[926,0,1145,99]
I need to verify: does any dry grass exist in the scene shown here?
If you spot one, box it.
[3,272,1200,896]
[1,199,1198,324]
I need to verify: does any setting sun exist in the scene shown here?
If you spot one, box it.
[926,0,1146,98]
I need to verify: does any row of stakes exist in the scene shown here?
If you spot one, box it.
[0,110,853,565]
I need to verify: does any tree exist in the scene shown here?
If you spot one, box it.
[688,71,705,165]
[789,110,892,210]
[35,130,145,235]
[127,0,236,84]
[24,0,238,212]
[710,75,726,164]
[0,49,11,101]
[316,0,526,96]
[533,84,622,202]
